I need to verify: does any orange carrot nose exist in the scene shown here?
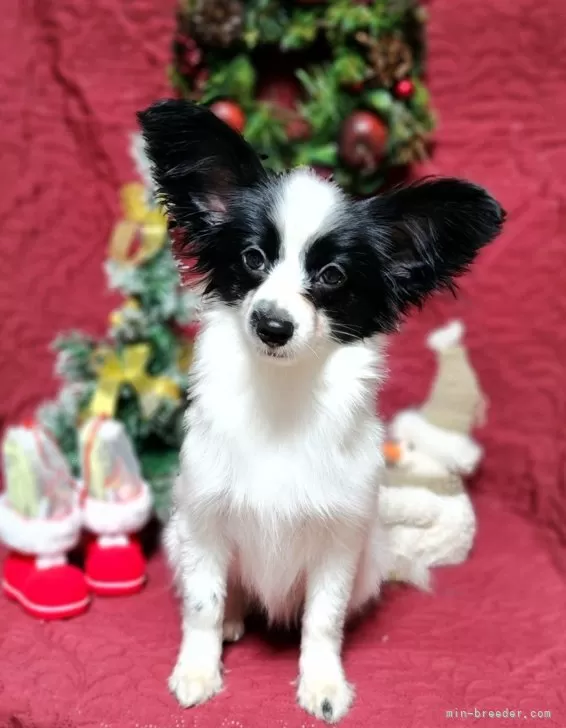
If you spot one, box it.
[383,441,402,465]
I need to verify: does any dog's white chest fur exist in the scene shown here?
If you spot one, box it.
[170,308,388,622]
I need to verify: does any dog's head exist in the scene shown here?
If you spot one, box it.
[138,100,505,364]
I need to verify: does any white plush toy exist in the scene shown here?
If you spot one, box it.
[381,321,486,588]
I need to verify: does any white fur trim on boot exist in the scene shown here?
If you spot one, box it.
[0,494,82,556]
[390,411,483,475]
[426,320,464,351]
[82,482,152,536]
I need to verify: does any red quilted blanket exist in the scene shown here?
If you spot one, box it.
[1,1,566,726]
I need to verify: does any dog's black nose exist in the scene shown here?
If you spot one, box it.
[252,309,295,347]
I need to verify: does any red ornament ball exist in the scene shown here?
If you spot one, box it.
[339,110,388,173]
[257,73,301,111]
[210,100,246,133]
[394,78,415,100]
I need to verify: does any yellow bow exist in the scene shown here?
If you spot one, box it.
[108,182,167,266]
[89,343,181,418]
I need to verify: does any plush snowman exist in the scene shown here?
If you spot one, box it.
[380,321,486,588]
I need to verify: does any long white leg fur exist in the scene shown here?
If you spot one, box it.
[165,510,230,707]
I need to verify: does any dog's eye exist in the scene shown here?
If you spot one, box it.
[317,264,346,287]
[242,246,267,272]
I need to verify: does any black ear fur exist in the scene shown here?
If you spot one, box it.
[137,99,267,237]
[365,177,506,312]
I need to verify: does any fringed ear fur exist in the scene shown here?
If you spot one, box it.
[364,177,506,312]
[137,99,267,238]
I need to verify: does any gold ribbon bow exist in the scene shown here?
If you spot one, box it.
[89,343,181,418]
[109,182,167,266]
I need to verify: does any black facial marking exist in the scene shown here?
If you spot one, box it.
[305,226,395,342]
[190,190,284,305]
[193,601,204,612]
[321,699,333,720]
[305,177,505,342]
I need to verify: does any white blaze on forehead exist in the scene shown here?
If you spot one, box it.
[271,169,345,262]
[251,170,344,331]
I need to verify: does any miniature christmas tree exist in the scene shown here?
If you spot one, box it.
[171,0,435,195]
[37,135,199,521]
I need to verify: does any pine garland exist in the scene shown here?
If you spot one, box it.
[171,0,435,194]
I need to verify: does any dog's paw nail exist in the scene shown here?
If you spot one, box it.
[223,619,245,643]
[297,675,354,723]
[168,662,223,708]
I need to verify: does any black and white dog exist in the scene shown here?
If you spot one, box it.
[139,100,504,723]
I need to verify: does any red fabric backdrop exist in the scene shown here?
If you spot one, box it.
[1,1,566,726]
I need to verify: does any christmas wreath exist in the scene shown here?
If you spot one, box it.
[171,0,435,195]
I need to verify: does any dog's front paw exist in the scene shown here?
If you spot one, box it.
[297,672,354,724]
[168,659,223,708]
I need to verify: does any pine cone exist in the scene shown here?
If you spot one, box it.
[188,0,244,49]
[356,31,413,88]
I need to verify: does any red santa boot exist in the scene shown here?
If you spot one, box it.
[80,418,153,596]
[0,425,89,619]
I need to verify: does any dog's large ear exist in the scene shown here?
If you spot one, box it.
[364,177,505,314]
[137,99,267,237]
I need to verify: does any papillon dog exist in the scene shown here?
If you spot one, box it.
[138,99,505,723]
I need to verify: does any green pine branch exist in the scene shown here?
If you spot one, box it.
[296,67,344,132]
[201,55,256,104]
[243,0,290,49]
[243,103,288,171]
[280,7,325,51]
[333,51,367,86]
[323,0,400,42]
[53,332,97,383]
